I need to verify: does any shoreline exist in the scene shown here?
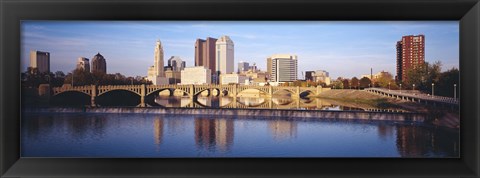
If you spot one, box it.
[24,106,427,123]
[314,89,460,129]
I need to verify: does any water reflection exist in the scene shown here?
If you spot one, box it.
[194,117,234,152]
[268,120,298,141]
[396,125,459,157]
[153,117,164,146]
[153,96,404,112]
[22,113,458,157]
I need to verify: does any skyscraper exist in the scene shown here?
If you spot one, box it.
[396,34,425,83]
[215,35,234,74]
[91,53,107,74]
[195,37,217,73]
[267,54,298,82]
[76,57,90,72]
[29,50,50,74]
[238,61,249,74]
[148,40,168,85]
[167,56,186,72]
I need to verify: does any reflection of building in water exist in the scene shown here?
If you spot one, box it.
[395,125,459,157]
[155,96,193,108]
[153,117,164,145]
[377,124,395,140]
[268,120,297,141]
[219,97,234,107]
[166,117,187,134]
[238,97,266,107]
[196,97,212,107]
[194,118,234,152]
[272,97,293,105]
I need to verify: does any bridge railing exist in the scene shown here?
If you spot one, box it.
[366,88,459,104]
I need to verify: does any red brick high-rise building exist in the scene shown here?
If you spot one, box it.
[396,34,425,83]
[195,37,217,73]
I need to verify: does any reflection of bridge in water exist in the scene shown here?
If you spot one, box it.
[52,84,330,107]
[154,96,406,112]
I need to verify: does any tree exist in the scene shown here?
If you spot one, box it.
[332,79,344,89]
[405,61,442,91]
[342,79,350,89]
[55,71,66,78]
[351,77,359,89]
[359,77,372,89]
[436,68,459,97]
[374,72,394,88]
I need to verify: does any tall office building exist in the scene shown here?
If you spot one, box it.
[195,37,217,73]
[396,34,425,82]
[238,61,249,74]
[91,53,107,74]
[148,40,168,85]
[29,50,50,74]
[76,57,90,72]
[215,35,235,75]
[267,54,298,82]
[167,56,186,72]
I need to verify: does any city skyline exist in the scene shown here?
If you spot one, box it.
[21,21,459,79]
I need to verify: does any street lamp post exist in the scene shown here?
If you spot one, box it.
[388,82,391,91]
[399,83,402,93]
[412,84,415,91]
[454,84,457,100]
[431,83,435,98]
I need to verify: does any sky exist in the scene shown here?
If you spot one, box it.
[21,21,459,79]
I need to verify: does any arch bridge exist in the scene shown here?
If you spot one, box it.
[52,84,329,107]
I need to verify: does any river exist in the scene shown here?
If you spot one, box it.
[21,111,459,157]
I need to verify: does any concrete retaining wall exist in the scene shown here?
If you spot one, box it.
[24,107,426,123]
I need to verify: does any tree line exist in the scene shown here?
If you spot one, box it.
[21,67,151,89]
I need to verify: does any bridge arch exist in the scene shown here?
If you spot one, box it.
[97,89,141,97]
[145,88,184,97]
[96,90,141,106]
[299,90,315,98]
[237,88,268,97]
[273,88,296,96]
[53,90,91,97]
[51,91,91,106]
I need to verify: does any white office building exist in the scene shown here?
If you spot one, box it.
[215,35,234,75]
[267,54,298,82]
[220,73,249,85]
[313,70,331,85]
[181,66,211,85]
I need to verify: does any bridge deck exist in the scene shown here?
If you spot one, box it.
[365,88,459,105]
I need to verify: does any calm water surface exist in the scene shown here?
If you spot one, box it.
[21,112,459,157]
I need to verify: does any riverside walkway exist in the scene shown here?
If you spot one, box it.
[365,88,459,106]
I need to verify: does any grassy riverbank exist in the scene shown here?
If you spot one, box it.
[314,89,459,129]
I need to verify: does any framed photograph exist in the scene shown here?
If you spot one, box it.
[1,0,479,177]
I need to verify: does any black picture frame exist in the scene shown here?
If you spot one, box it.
[1,0,479,177]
